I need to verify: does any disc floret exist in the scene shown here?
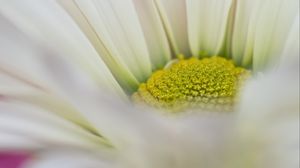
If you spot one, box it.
[133,56,250,112]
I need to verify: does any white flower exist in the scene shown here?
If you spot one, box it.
[0,0,299,168]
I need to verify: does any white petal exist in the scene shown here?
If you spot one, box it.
[252,0,299,71]
[186,0,233,57]
[0,49,126,132]
[58,0,152,84]
[1,50,117,150]
[34,52,162,147]
[162,114,235,168]
[0,133,43,150]
[0,0,128,94]
[279,13,299,67]
[232,0,299,70]
[154,0,191,56]
[231,0,262,66]
[236,64,299,168]
[238,65,299,138]
[5,92,99,136]
[36,53,189,168]
[0,15,53,94]
[0,67,44,98]
[24,150,117,168]
[0,100,110,151]
[132,0,172,69]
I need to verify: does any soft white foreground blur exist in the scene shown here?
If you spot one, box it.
[21,57,299,168]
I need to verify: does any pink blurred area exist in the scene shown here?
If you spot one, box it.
[0,152,30,168]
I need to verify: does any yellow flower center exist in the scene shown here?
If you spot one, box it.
[132,56,250,112]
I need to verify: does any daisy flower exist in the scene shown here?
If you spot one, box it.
[0,0,299,168]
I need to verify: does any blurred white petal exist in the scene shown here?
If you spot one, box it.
[186,0,233,57]
[0,101,110,151]
[234,63,299,168]
[0,133,42,150]
[35,52,163,148]
[23,150,117,168]
[58,0,152,86]
[0,14,53,94]
[0,0,127,95]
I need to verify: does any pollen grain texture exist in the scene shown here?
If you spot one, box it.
[132,56,250,112]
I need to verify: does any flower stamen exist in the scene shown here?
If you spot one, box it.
[133,56,250,112]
